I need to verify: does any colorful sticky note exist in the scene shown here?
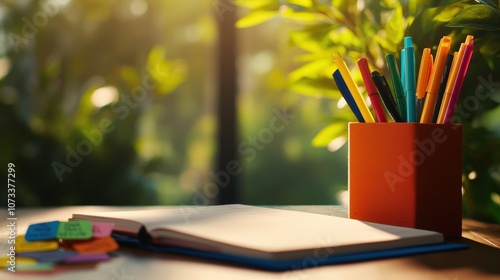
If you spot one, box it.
[25,221,60,241]
[92,222,115,238]
[0,256,37,268]
[56,220,92,240]
[15,262,54,272]
[18,249,78,263]
[71,236,119,254]
[16,235,59,253]
[63,253,110,264]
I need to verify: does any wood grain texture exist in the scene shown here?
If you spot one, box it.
[462,219,500,249]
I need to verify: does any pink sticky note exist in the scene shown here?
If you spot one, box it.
[92,222,114,238]
[63,253,110,264]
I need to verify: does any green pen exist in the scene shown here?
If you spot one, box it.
[386,54,407,122]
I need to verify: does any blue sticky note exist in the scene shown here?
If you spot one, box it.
[18,249,78,263]
[25,221,60,241]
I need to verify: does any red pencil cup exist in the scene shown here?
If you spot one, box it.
[348,123,462,238]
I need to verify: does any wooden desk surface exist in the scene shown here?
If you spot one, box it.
[1,205,499,280]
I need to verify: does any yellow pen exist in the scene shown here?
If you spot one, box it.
[333,53,375,123]
[419,36,452,123]
[437,35,474,124]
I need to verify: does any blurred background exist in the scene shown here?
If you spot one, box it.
[0,0,499,223]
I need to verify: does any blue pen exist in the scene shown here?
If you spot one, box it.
[404,36,416,122]
[332,70,365,122]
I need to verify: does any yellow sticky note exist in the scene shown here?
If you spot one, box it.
[15,235,59,253]
[0,256,37,268]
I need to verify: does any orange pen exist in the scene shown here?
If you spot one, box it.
[437,35,474,124]
[415,48,432,120]
[419,36,452,123]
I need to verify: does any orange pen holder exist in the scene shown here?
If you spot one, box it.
[348,123,462,238]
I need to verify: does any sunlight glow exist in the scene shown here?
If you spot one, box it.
[337,97,347,109]
[468,171,477,180]
[491,192,500,206]
[336,190,349,205]
[0,58,11,80]
[91,86,118,108]
[327,136,346,152]
[56,0,72,7]
[357,0,366,11]
[365,95,371,106]
[130,0,148,17]
[251,51,274,75]
[183,24,202,43]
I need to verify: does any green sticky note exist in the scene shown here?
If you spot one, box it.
[56,220,92,240]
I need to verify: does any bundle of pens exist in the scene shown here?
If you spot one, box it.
[332,35,474,124]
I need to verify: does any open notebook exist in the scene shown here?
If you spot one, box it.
[72,204,467,271]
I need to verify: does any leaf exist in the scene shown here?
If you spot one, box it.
[433,4,466,22]
[385,5,404,45]
[288,58,332,82]
[146,46,187,95]
[236,10,278,28]
[286,0,313,8]
[289,77,341,98]
[289,25,332,53]
[120,66,140,88]
[280,8,331,24]
[311,123,346,147]
[446,5,500,31]
[328,28,363,49]
[233,0,278,9]
[374,35,397,53]
[381,0,400,9]
[475,0,500,17]
[478,32,500,56]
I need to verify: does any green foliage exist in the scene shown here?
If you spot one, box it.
[0,0,214,206]
[236,0,500,223]
[236,0,410,143]
[447,4,500,30]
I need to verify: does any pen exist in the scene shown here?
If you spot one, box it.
[403,37,416,122]
[443,39,474,124]
[437,35,474,124]
[419,36,452,123]
[357,58,387,122]
[332,70,365,122]
[372,71,404,122]
[401,49,406,91]
[431,53,454,123]
[386,54,407,121]
[416,48,432,121]
[333,53,375,123]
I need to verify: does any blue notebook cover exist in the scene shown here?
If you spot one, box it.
[112,232,468,271]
